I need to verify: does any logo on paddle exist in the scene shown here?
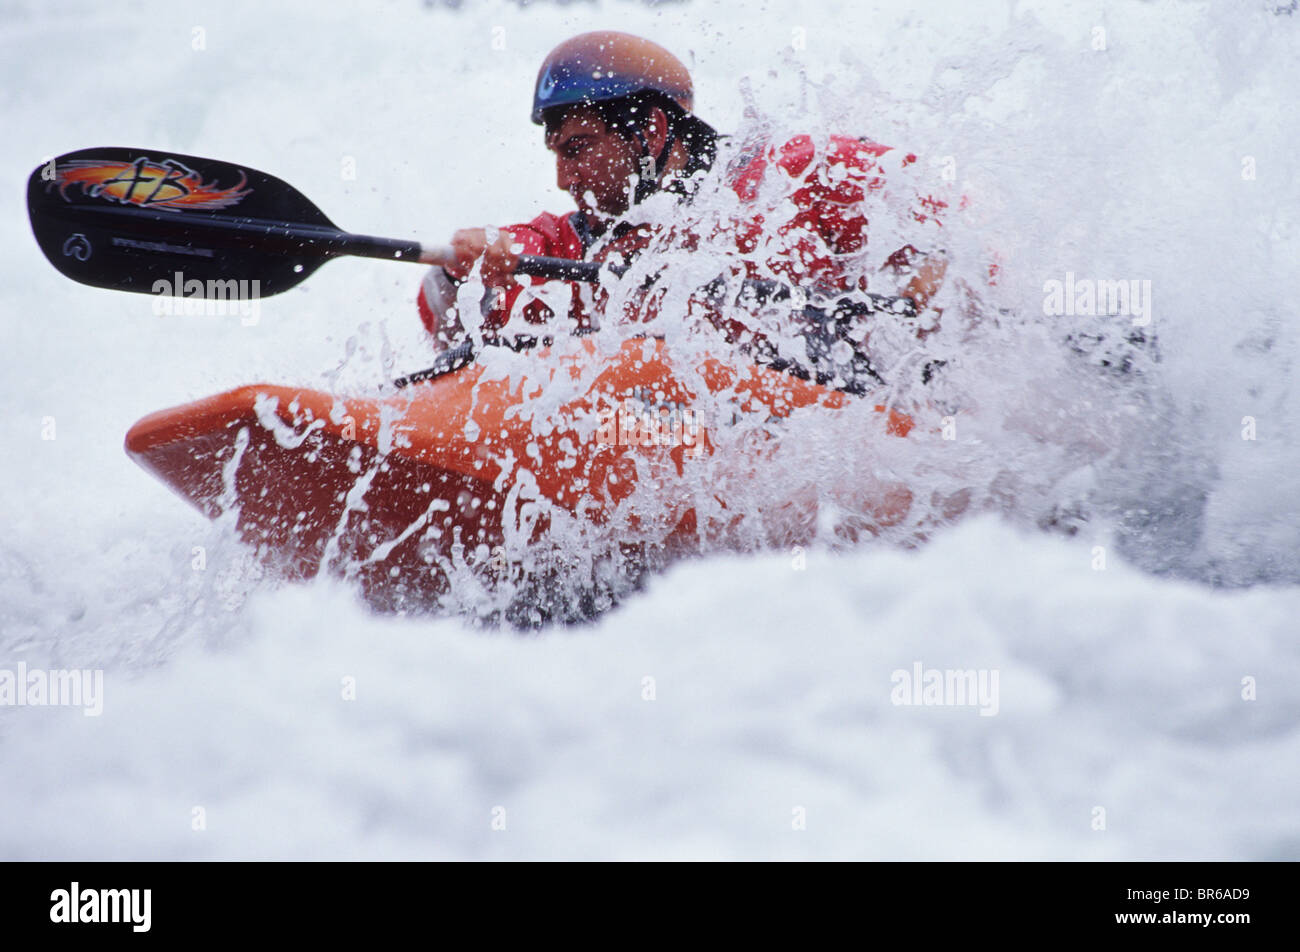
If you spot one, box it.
[61,233,92,261]
[53,156,251,210]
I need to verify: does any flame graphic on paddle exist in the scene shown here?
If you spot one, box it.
[54,157,250,210]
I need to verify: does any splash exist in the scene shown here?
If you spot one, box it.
[216,2,1300,624]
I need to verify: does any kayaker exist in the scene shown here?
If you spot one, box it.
[420,30,949,383]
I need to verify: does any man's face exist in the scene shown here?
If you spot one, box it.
[545,107,640,216]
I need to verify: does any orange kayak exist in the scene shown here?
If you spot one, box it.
[125,338,914,612]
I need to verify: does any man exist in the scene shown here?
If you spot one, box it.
[420,31,948,387]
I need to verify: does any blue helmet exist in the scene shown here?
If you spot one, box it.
[531,31,695,125]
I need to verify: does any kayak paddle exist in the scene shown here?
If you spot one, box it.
[26,146,603,298]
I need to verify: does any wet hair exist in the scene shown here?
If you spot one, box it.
[542,92,718,177]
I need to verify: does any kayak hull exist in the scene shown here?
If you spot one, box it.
[125,338,912,613]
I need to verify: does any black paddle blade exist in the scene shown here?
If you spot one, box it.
[27,147,341,298]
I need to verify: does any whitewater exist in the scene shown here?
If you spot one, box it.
[1,0,1297,859]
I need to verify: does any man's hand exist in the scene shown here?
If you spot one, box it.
[446,227,521,288]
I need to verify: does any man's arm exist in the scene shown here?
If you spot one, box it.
[422,225,541,338]
[418,212,588,342]
[445,227,523,287]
